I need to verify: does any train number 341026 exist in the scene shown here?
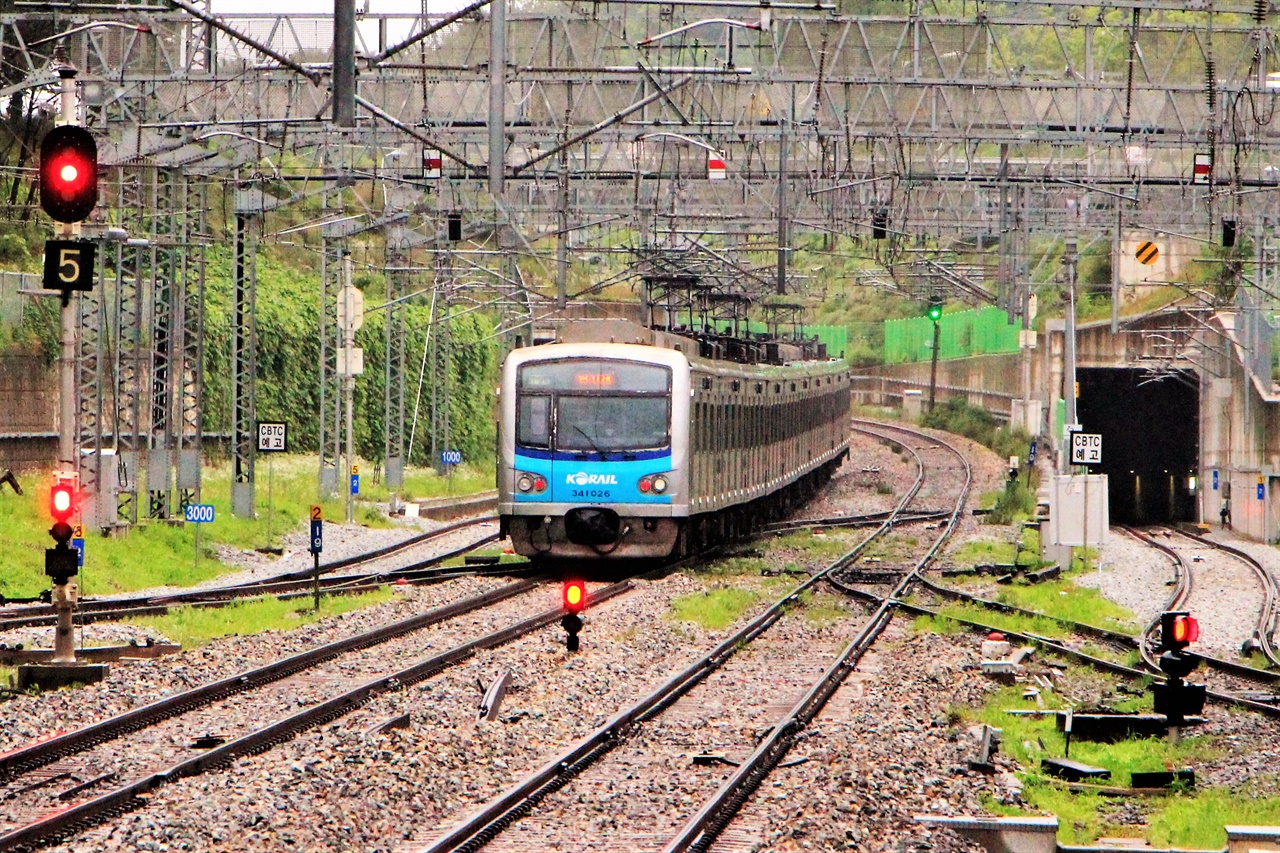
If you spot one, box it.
[571,489,611,499]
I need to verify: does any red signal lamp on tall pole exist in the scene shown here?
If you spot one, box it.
[39,125,98,225]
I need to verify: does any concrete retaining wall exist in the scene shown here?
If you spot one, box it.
[0,354,56,471]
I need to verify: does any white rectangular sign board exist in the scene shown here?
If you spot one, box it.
[257,421,287,452]
[1048,474,1110,547]
[1071,432,1102,465]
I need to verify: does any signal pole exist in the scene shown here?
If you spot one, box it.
[19,51,107,689]
[343,252,356,525]
[53,59,79,667]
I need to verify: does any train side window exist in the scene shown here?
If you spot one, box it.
[516,394,551,447]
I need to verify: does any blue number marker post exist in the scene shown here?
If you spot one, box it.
[184,503,216,573]
[310,505,324,610]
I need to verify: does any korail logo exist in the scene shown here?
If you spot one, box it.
[566,472,618,485]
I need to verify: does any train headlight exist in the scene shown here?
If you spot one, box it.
[516,472,547,494]
[638,474,669,494]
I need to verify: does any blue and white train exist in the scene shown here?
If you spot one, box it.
[497,321,851,560]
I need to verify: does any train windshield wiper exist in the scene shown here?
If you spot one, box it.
[570,424,608,458]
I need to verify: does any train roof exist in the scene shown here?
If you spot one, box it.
[504,340,847,379]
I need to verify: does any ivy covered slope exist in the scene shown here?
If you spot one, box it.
[199,247,501,470]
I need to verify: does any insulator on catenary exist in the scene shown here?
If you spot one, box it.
[1255,0,1268,24]
[1205,60,1216,111]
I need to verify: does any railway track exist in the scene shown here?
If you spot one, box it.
[0,516,505,632]
[407,419,972,852]
[1122,525,1280,668]
[0,574,642,851]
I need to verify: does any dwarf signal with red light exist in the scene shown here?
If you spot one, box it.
[562,580,587,652]
[1154,610,1204,724]
[39,125,98,224]
[1160,611,1199,652]
[563,579,587,614]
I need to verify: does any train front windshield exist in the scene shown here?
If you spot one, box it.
[517,360,671,453]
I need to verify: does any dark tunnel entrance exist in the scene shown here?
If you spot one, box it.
[1076,368,1199,525]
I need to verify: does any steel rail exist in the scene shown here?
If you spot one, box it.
[757,509,950,535]
[0,578,540,781]
[1116,525,1193,672]
[415,422,932,853]
[1171,527,1280,667]
[916,574,1280,687]
[831,583,1280,721]
[661,420,973,852]
[0,579,637,852]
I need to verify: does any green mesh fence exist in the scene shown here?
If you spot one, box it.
[883,307,1021,364]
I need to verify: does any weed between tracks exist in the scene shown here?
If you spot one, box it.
[669,587,761,631]
[127,588,396,648]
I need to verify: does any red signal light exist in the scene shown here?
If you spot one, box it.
[563,580,587,614]
[39,125,98,223]
[50,481,75,522]
[1160,610,1199,652]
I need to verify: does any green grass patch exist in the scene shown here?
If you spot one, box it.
[696,556,772,578]
[911,612,965,635]
[764,532,852,561]
[129,588,396,648]
[992,578,1140,634]
[930,602,1069,640]
[0,456,495,600]
[1147,786,1280,847]
[669,586,761,630]
[801,592,850,627]
[953,540,1017,567]
[956,684,1280,846]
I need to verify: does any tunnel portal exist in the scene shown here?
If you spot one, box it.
[1076,368,1199,525]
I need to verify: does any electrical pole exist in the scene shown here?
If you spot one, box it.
[343,252,356,524]
[489,0,506,196]
[333,0,356,126]
[929,316,941,413]
[1063,238,1079,473]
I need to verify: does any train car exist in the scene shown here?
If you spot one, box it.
[497,320,850,560]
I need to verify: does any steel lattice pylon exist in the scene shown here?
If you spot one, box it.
[8,0,1280,517]
[318,232,346,498]
[384,226,410,490]
[231,187,262,518]
[176,174,205,511]
[113,169,148,527]
[74,281,104,529]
